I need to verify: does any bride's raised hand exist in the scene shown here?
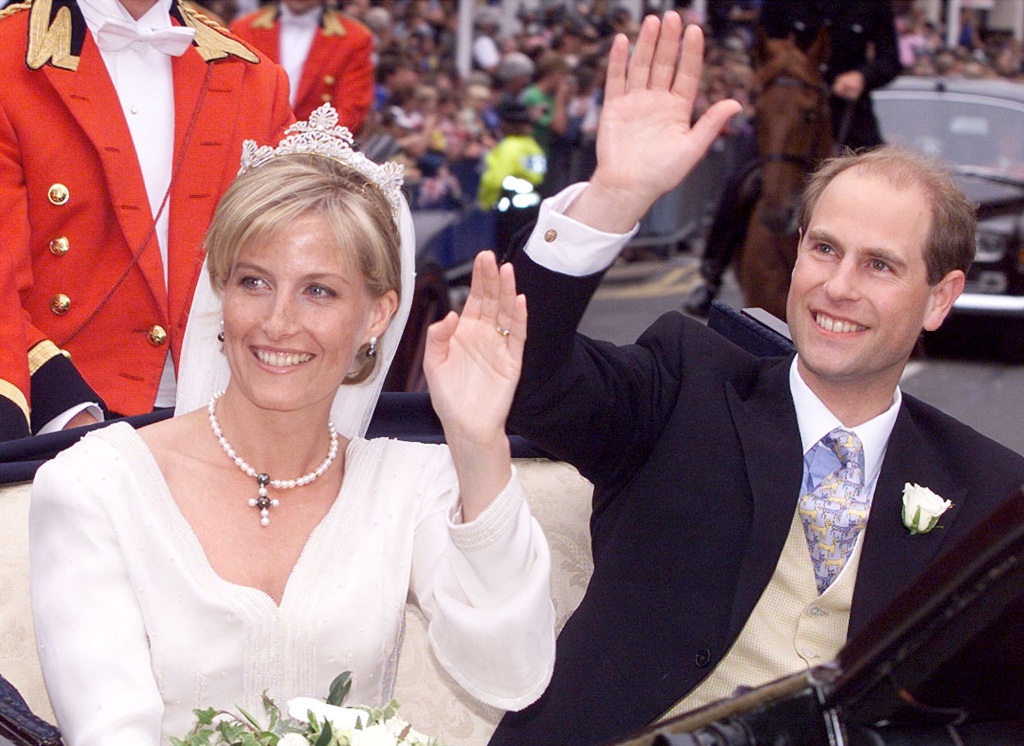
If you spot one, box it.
[425,251,526,441]
[423,252,526,517]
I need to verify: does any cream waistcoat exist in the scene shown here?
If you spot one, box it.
[663,505,863,718]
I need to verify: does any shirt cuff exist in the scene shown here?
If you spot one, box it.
[38,403,105,436]
[523,182,640,276]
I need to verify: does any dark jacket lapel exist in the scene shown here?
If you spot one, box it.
[850,403,969,635]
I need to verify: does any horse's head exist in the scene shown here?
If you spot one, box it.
[752,29,834,235]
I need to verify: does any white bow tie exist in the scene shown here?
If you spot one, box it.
[95,18,195,55]
[279,12,319,30]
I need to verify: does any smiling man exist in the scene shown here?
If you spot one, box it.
[489,13,1024,746]
[785,151,969,427]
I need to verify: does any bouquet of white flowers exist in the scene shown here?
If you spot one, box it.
[172,672,440,746]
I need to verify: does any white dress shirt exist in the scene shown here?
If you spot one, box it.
[278,3,321,109]
[75,0,178,409]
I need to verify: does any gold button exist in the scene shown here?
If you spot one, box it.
[49,236,70,256]
[147,324,168,346]
[48,183,69,205]
[544,229,557,242]
[321,93,332,102]
[323,75,336,85]
[50,294,71,315]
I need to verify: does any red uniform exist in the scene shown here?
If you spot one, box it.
[231,5,373,131]
[0,0,294,439]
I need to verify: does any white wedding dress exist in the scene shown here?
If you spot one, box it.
[28,153,555,745]
[30,425,553,745]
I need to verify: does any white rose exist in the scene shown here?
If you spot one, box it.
[901,482,952,534]
[351,723,398,746]
[278,734,310,746]
[287,697,368,731]
[383,714,410,735]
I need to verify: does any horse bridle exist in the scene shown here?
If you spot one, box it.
[757,74,833,171]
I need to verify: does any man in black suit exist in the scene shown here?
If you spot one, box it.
[489,12,1024,746]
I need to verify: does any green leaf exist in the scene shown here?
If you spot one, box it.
[262,691,282,725]
[195,708,219,726]
[313,719,333,746]
[238,706,263,730]
[326,672,352,707]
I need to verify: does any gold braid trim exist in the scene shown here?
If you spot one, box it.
[180,3,258,62]
[28,340,68,375]
[26,0,79,71]
[0,1,32,21]
[0,380,30,427]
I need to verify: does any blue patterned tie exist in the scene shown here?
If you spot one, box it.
[799,428,869,594]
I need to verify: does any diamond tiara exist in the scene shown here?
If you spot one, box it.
[237,103,405,218]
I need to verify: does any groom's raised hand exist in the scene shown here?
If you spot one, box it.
[566,12,742,233]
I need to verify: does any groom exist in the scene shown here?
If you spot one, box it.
[490,12,1024,745]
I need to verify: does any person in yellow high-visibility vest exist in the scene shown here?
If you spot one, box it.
[477,99,547,211]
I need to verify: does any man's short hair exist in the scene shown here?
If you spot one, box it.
[475,6,501,29]
[535,52,570,78]
[363,6,391,34]
[496,52,536,83]
[375,53,414,84]
[799,145,976,284]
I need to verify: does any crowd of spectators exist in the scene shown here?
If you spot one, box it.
[895,4,1024,79]
[191,0,1024,215]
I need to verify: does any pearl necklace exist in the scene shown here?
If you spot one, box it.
[208,391,339,527]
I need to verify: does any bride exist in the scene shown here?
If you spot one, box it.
[28,106,555,745]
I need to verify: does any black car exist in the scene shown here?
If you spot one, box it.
[873,76,1024,361]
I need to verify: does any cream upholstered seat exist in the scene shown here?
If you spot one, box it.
[0,458,594,746]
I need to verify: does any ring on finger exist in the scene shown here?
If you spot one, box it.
[495,324,511,337]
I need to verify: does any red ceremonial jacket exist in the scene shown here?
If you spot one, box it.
[0,0,294,439]
[230,5,373,131]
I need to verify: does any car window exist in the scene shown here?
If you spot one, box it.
[874,92,1024,177]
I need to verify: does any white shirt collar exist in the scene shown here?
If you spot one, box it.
[789,356,901,491]
[78,0,175,31]
[278,3,322,28]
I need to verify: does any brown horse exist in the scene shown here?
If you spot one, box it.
[737,30,833,321]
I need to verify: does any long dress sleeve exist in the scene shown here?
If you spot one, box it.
[405,452,555,711]
[29,431,164,745]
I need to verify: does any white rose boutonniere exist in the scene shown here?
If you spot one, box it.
[901,482,952,535]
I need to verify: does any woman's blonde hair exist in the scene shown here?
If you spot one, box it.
[204,154,402,384]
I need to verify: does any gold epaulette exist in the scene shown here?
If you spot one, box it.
[180,2,258,62]
[249,4,277,30]
[322,8,350,37]
[26,0,80,71]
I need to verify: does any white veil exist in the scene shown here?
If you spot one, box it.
[174,199,416,440]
